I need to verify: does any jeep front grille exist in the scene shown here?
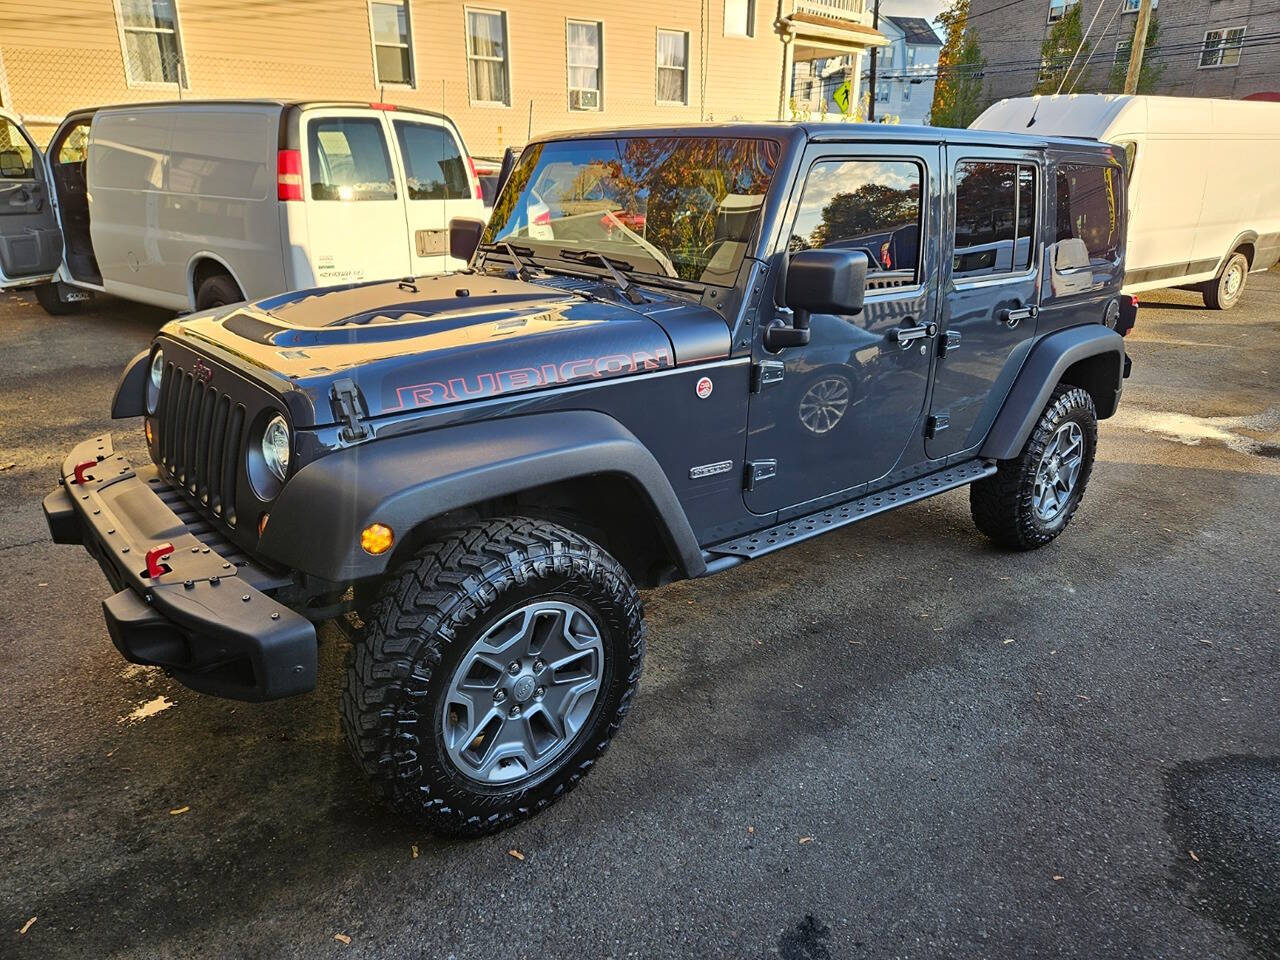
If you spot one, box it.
[156,362,245,527]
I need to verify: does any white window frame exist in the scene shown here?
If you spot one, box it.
[656,29,690,106]
[112,0,189,90]
[1047,0,1079,23]
[368,0,416,89]
[465,6,512,107]
[1122,0,1157,12]
[1113,39,1131,64]
[724,0,756,38]
[1200,26,1245,69]
[566,19,603,111]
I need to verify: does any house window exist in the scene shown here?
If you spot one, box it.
[1047,0,1079,22]
[657,30,690,104]
[876,47,893,101]
[724,0,755,37]
[370,1,413,86]
[1122,0,1156,12]
[117,0,185,86]
[466,8,511,105]
[1114,40,1131,63]
[1200,27,1245,68]
[903,79,911,102]
[567,20,603,110]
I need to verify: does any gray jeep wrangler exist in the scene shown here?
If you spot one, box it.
[44,123,1133,836]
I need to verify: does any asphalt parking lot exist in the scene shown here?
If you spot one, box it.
[2,273,1278,960]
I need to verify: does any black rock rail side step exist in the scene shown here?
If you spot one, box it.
[709,459,997,559]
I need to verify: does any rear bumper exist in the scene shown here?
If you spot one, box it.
[43,434,316,701]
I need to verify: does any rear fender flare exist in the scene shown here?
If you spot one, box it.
[259,410,706,583]
[981,325,1125,461]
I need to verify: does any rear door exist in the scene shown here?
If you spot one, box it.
[300,108,411,286]
[390,114,485,275]
[0,112,63,288]
[928,147,1041,459]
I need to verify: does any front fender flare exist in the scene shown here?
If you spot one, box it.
[981,325,1125,461]
[111,350,149,419]
[259,410,706,583]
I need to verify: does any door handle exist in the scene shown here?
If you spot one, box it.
[998,305,1038,327]
[891,320,937,347]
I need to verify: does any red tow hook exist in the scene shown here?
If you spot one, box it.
[145,542,175,579]
[72,459,97,484]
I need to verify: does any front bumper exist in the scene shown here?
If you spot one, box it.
[43,434,316,701]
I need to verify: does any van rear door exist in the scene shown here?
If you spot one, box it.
[0,111,63,289]
[300,108,412,286]
[388,114,485,274]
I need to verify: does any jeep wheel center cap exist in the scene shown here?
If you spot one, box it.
[512,675,536,703]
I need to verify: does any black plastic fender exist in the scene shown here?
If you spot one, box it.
[111,350,149,419]
[981,325,1125,461]
[259,409,707,582]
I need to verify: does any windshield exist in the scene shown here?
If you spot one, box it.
[483,136,780,285]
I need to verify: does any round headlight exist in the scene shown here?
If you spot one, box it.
[146,349,164,414]
[262,414,291,482]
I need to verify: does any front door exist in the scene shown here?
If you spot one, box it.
[744,143,940,515]
[302,110,412,286]
[927,148,1042,459]
[390,115,485,276]
[0,113,63,288]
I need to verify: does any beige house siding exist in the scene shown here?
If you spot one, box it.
[0,0,792,153]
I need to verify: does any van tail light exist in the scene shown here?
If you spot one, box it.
[277,149,303,202]
[533,209,551,226]
[467,156,483,200]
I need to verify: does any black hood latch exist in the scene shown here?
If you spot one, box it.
[330,378,369,444]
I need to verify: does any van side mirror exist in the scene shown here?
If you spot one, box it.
[765,249,868,351]
[449,217,485,264]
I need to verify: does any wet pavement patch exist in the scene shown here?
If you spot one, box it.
[777,915,834,960]
[1165,756,1280,957]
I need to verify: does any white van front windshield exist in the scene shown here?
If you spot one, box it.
[484,136,780,285]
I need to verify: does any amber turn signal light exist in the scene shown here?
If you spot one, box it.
[144,419,154,445]
[258,513,270,537]
[360,523,394,555]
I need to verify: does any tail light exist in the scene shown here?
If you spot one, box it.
[467,156,484,200]
[277,149,303,202]
[533,209,551,226]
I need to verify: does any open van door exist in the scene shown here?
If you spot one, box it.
[0,110,63,289]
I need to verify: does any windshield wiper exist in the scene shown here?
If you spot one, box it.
[478,241,543,282]
[558,250,645,305]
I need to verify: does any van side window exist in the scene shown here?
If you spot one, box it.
[0,119,35,180]
[953,161,1036,279]
[1056,163,1121,264]
[1114,141,1137,179]
[57,124,90,166]
[307,118,396,202]
[789,158,923,288]
[393,121,470,201]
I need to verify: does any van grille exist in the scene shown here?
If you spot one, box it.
[156,362,245,527]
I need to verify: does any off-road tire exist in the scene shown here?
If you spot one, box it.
[341,517,645,836]
[195,273,244,311]
[1202,252,1248,310]
[34,282,83,316]
[970,384,1098,550]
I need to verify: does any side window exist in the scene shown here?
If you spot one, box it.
[1056,163,1122,263]
[393,121,470,200]
[1114,140,1137,179]
[307,118,396,201]
[789,158,923,288]
[57,124,90,165]
[0,119,35,180]
[952,160,1037,279]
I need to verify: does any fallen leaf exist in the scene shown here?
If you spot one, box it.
[799,836,814,844]
[169,805,190,816]
[1003,638,1015,645]
[1076,695,1091,702]
[19,917,36,935]
[0,462,16,471]
[508,848,525,861]
[1053,875,1064,881]
[747,826,755,834]
[1197,638,1213,646]
[334,933,351,945]
[1189,850,1200,862]
[411,845,419,859]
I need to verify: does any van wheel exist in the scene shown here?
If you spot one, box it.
[341,517,645,837]
[1202,252,1248,310]
[970,385,1098,550]
[33,282,84,316]
[195,273,244,310]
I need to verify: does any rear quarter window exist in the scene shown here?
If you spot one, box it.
[952,160,1037,279]
[307,117,397,201]
[393,120,470,201]
[1056,162,1122,263]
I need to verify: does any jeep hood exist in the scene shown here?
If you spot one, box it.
[162,273,731,426]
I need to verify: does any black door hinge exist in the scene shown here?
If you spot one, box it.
[925,414,949,438]
[745,459,778,490]
[938,330,962,358]
[750,360,785,393]
[330,378,369,443]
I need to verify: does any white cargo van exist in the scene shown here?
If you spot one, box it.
[971,94,1280,309]
[0,100,485,315]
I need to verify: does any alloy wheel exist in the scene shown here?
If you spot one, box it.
[1032,421,1084,523]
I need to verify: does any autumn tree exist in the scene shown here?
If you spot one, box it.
[931,0,988,128]
[1035,4,1089,95]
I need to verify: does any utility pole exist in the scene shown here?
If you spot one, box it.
[867,0,882,121]
[1123,0,1152,94]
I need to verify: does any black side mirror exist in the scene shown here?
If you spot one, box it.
[765,249,868,351]
[449,217,485,263]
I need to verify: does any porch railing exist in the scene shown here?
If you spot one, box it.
[794,0,869,19]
